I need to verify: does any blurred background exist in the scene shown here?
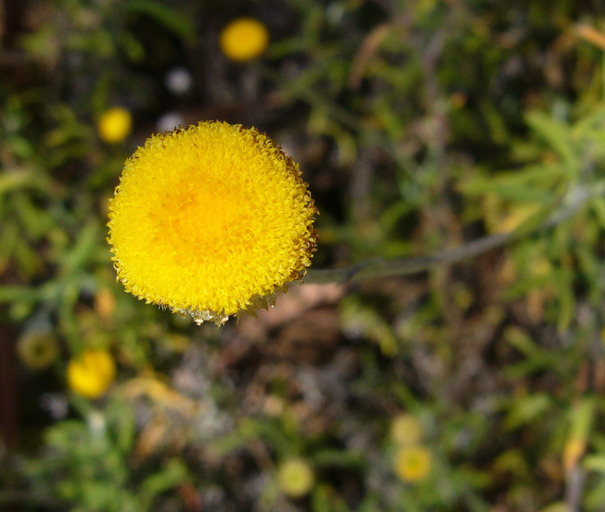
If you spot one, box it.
[2,0,605,510]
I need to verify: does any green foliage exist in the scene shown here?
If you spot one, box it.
[23,398,187,511]
[2,0,605,511]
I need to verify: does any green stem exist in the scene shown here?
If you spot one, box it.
[304,183,601,285]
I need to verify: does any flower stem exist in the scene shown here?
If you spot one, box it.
[305,183,602,285]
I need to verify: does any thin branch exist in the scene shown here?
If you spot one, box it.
[304,183,602,285]
[565,467,585,512]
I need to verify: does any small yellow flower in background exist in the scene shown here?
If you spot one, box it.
[17,329,59,370]
[107,121,318,326]
[278,458,314,498]
[394,445,431,483]
[563,438,585,472]
[390,413,423,446]
[97,107,132,143]
[67,348,116,399]
[562,398,594,472]
[220,18,269,62]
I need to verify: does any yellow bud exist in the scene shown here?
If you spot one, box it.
[67,348,116,399]
[394,445,431,483]
[220,18,269,62]
[278,458,314,498]
[98,107,132,143]
[390,414,423,446]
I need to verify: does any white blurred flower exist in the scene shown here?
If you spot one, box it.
[156,112,186,133]
[39,393,69,420]
[87,411,107,436]
[164,67,193,95]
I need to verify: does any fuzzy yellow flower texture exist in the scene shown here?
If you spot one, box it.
[107,121,318,325]
[220,18,269,62]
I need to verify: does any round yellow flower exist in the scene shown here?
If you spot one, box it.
[17,329,59,370]
[277,458,314,498]
[98,107,132,143]
[390,413,423,446]
[394,445,431,483]
[220,18,269,62]
[107,121,318,325]
[67,349,116,399]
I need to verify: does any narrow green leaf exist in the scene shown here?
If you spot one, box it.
[584,455,605,474]
[140,458,188,504]
[503,393,552,430]
[121,0,195,42]
[526,111,579,174]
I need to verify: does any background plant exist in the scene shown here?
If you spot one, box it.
[2,1,605,511]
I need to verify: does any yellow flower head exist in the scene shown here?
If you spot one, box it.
[17,329,59,370]
[107,121,318,325]
[98,107,132,144]
[220,18,269,62]
[67,348,116,399]
[394,445,432,483]
[390,413,423,446]
[277,458,314,498]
